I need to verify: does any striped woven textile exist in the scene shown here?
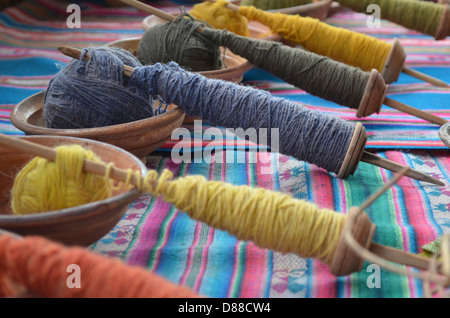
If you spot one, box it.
[1,0,450,298]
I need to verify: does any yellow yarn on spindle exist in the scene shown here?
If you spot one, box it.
[12,145,347,265]
[238,6,392,73]
[11,145,112,215]
[139,169,347,265]
[189,0,250,37]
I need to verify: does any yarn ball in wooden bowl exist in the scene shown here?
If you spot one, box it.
[0,135,146,246]
[11,47,186,159]
[120,35,252,83]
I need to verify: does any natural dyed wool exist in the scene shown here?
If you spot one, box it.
[137,14,222,71]
[238,6,392,73]
[11,145,111,215]
[131,62,357,174]
[189,0,250,36]
[43,47,158,129]
[0,234,201,298]
[336,0,446,37]
[200,27,370,110]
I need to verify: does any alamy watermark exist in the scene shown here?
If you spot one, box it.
[66,4,81,29]
[171,120,280,175]
[366,264,381,289]
[366,4,381,29]
[66,264,81,289]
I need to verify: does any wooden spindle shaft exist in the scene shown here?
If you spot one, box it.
[383,97,448,126]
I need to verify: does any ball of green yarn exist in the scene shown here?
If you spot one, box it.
[241,0,313,10]
[137,16,222,72]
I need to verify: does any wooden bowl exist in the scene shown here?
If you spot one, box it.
[107,36,252,84]
[0,135,147,246]
[10,91,186,159]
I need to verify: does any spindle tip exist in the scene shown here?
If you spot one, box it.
[361,151,445,187]
[57,46,81,60]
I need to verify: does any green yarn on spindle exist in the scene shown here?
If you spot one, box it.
[336,0,445,37]
[137,14,222,72]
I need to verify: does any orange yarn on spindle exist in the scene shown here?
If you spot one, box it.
[0,235,201,298]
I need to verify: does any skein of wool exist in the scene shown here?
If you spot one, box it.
[189,0,250,36]
[11,145,112,215]
[137,14,222,71]
[0,234,201,298]
[46,47,357,176]
[335,0,449,39]
[240,0,313,10]
[43,47,158,129]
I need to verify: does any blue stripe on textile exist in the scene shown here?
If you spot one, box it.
[398,67,450,85]
[199,229,238,298]
[387,92,450,110]
[152,207,195,284]
[0,86,42,104]
[0,57,63,76]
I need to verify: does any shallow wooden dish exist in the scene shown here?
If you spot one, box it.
[10,91,186,159]
[0,135,147,246]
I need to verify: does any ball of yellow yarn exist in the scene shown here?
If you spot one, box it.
[11,145,112,215]
[189,0,250,37]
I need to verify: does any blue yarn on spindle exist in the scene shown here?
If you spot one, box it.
[130,62,356,174]
[43,47,164,129]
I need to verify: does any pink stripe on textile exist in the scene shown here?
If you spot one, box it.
[237,152,273,297]
[308,168,338,298]
[125,197,175,268]
[125,160,183,268]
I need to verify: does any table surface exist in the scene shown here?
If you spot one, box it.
[1,0,450,298]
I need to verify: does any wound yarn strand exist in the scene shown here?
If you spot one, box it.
[0,234,201,298]
[199,25,370,110]
[44,47,159,129]
[130,61,356,174]
[189,0,250,36]
[336,0,446,38]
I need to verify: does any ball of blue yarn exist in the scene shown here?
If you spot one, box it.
[43,47,158,129]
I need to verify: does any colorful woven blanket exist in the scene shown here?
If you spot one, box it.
[1,0,450,298]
